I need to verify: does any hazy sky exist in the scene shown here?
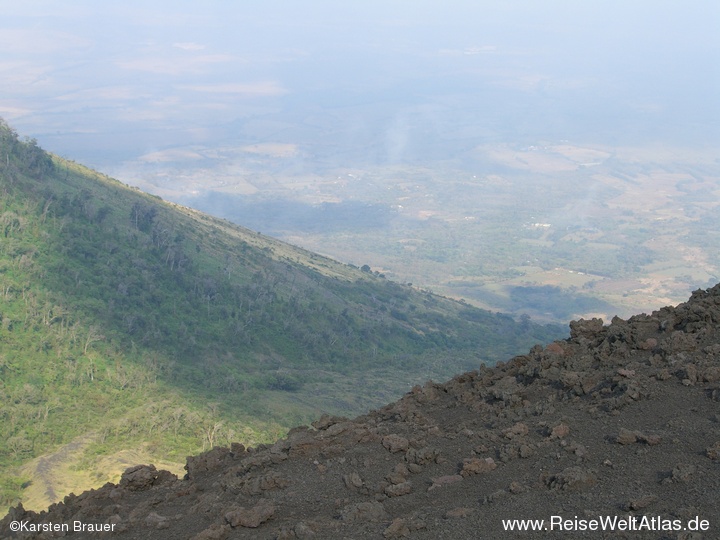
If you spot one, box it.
[2,0,719,170]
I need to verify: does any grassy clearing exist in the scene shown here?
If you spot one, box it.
[18,436,186,511]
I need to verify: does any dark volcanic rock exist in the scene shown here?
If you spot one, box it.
[225,499,275,528]
[4,284,720,539]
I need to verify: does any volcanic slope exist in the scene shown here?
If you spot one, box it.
[0,119,564,510]
[4,284,720,539]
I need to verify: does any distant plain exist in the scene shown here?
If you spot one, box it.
[109,136,720,324]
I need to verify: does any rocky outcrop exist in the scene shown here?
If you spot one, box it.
[4,284,720,539]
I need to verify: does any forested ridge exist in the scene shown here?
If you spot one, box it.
[0,119,565,510]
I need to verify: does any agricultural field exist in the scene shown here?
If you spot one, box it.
[116,141,720,323]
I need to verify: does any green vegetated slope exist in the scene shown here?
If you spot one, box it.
[0,119,565,510]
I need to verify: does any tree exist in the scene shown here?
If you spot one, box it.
[203,422,223,450]
[130,202,157,232]
[83,325,104,354]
